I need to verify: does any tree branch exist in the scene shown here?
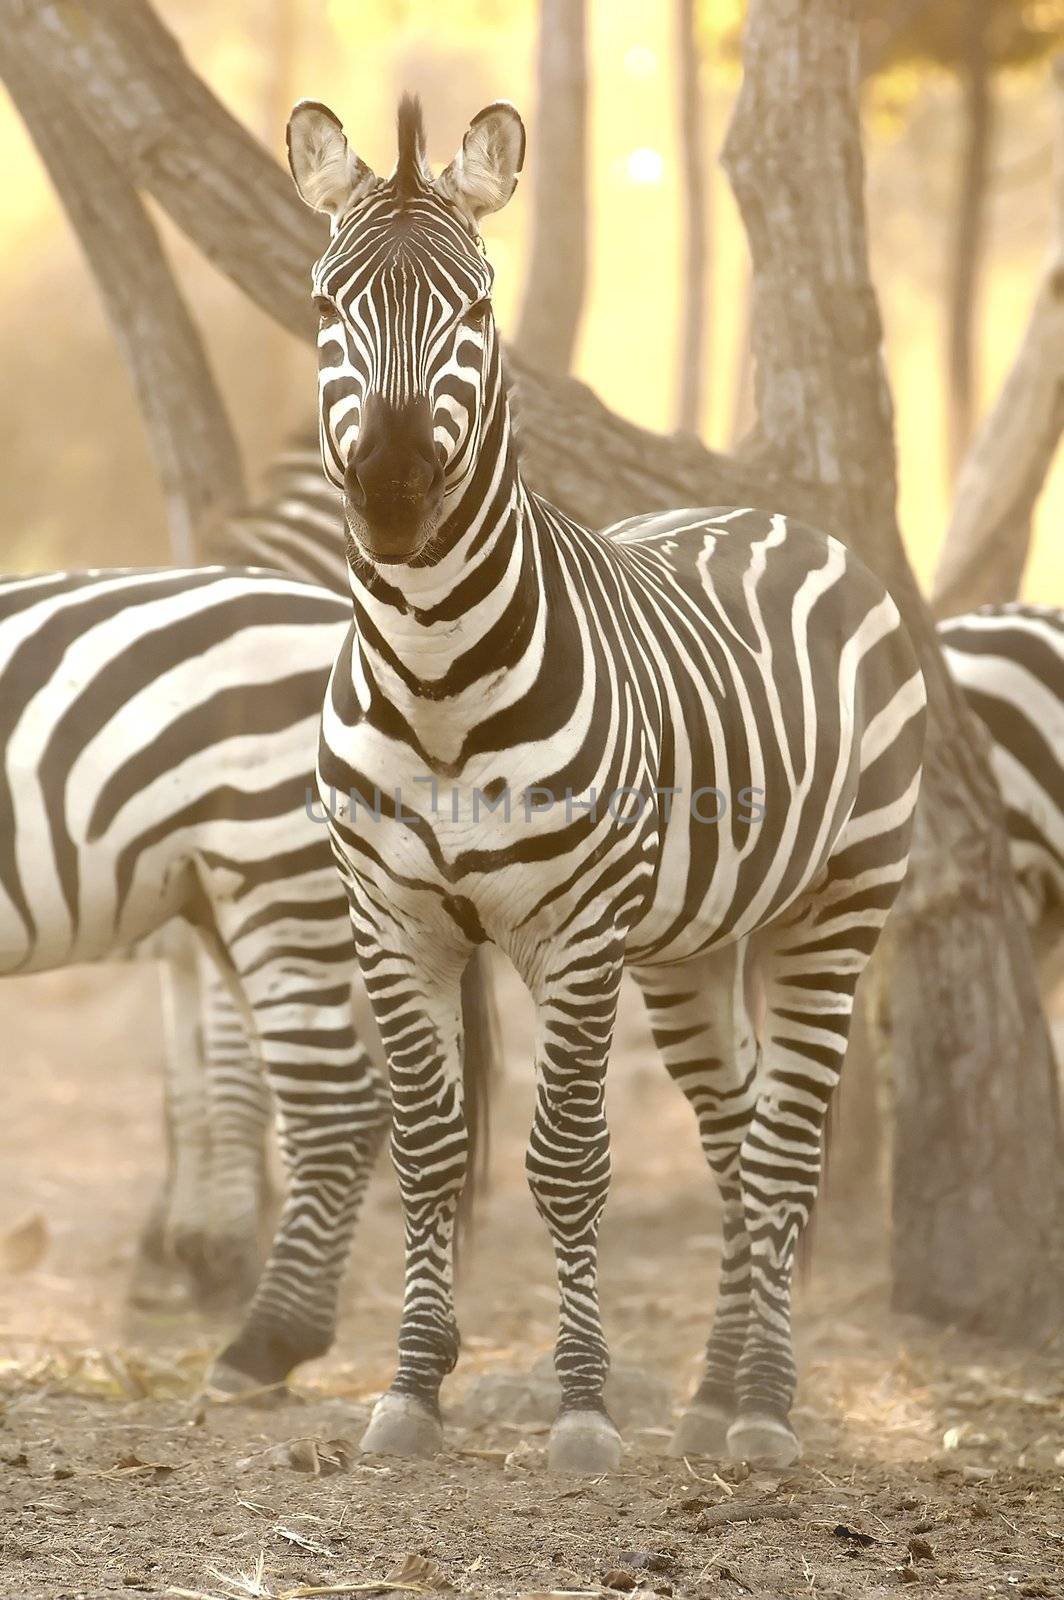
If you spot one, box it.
[932,53,1064,618]
[944,0,994,479]
[0,0,828,536]
[512,0,589,376]
[675,0,710,434]
[0,20,245,560]
[2,0,324,343]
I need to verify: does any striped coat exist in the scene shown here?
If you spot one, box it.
[287,94,927,1471]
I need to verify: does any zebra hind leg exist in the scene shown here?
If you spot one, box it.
[635,946,759,1458]
[197,925,388,1395]
[525,953,624,1475]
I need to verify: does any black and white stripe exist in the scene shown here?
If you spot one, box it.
[130,435,348,1310]
[127,927,273,1312]
[939,604,1063,978]
[288,95,928,1470]
[0,566,388,1387]
[215,435,347,596]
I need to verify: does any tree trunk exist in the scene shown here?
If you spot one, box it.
[723,0,1063,1338]
[727,268,756,450]
[263,0,301,150]
[0,24,245,560]
[512,0,588,376]
[932,54,1064,619]
[675,0,709,435]
[945,0,994,480]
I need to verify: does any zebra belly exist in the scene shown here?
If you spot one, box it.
[0,851,191,975]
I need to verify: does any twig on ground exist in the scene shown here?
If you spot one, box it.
[698,1502,801,1528]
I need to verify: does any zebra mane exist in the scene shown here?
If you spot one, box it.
[395,93,431,199]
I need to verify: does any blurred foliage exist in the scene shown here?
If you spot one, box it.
[326,0,530,45]
[863,0,1064,75]
[694,0,1064,80]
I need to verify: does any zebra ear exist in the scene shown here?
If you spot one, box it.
[287,100,377,226]
[436,102,525,223]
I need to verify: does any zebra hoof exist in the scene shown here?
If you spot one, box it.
[726,1413,801,1466]
[127,1257,195,1314]
[360,1393,443,1459]
[668,1401,734,1458]
[201,1359,289,1407]
[548,1410,623,1475]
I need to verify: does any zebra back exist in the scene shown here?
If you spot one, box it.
[209,430,349,597]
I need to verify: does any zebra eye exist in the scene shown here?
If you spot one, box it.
[463,297,492,330]
[314,296,340,327]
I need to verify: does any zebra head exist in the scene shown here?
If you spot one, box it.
[287,95,525,567]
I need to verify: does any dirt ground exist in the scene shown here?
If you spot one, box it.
[1,965,1062,1600]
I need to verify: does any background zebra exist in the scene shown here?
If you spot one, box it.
[123,437,351,1309]
[127,927,276,1311]
[286,94,927,1471]
[0,565,390,1391]
[938,605,1063,990]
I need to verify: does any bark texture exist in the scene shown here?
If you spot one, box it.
[945,0,994,478]
[1,0,327,344]
[723,0,1063,1338]
[932,54,1064,618]
[675,0,709,434]
[0,20,245,560]
[512,0,589,376]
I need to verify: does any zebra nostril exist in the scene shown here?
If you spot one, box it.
[343,460,368,508]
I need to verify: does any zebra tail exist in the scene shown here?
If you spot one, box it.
[456,945,503,1252]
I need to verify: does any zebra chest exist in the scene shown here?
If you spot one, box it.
[321,726,654,948]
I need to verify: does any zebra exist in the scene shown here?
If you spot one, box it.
[938,604,1063,988]
[284,94,928,1471]
[128,926,285,1313]
[215,433,348,594]
[118,437,348,1309]
[123,423,503,1314]
[128,425,354,1307]
[183,488,1064,1291]
[0,564,394,1392]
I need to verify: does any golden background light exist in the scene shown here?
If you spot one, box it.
[0,0,1058,601]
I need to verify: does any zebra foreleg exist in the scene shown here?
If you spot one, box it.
[634,947,759,1459]
[525,953,623,1474]
[128,932,212,1310]
[359,962,469,1458]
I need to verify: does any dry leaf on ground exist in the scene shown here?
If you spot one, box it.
[0,1212,48,1273]
[236,1438,353,1475]
[384,1553,450,1589]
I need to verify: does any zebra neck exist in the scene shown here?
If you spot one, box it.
[343,434,552,764]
